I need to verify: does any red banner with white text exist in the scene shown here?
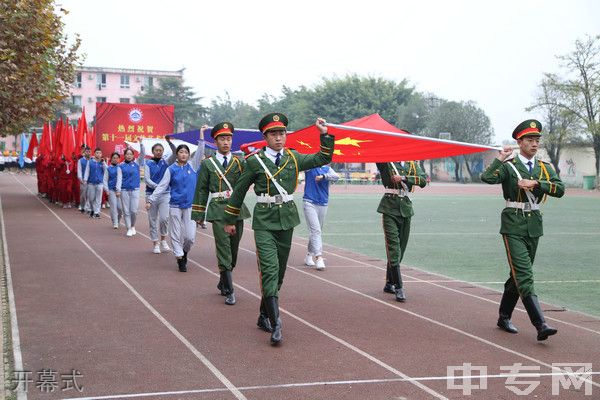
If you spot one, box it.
[95,103,174,155]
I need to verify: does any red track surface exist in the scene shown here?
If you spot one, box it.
[1,174,599,400]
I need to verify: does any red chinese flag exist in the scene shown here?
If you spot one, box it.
[241,114,496,162]
[26,130,38,159]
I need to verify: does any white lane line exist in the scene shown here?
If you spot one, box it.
[12,177,247,400]
[0,195,27,400]
[288,233,600,335]
[192,227,600,389]
[404,280,600,284]
[7,179,447,400]
[320,232,600,236]
[62,371,600,400]
[115,225,448,399]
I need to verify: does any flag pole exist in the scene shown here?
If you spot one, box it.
[324,123,502,151]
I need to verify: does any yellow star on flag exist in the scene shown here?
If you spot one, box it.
[297,140,312,148]
[333,149,344,156]
[335,137,372,147]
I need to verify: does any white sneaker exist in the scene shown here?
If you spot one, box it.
[315,256,326,270]
[131,227,136,236]
[160,240,170,251]
[126,228,133,237]
[113,223,118,229]
[304,253,315,267]
[153,244,161,254]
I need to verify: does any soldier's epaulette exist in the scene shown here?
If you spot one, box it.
[538,159,551,165]
[503,155,516,163]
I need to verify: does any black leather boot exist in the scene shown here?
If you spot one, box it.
[256,298,272,332]
[497,290,519,334]
[391,265,405,302]
[224,270,236,305]
[217,272,226,296]
[177,257,187,272]
[264,296,282,345]
[383,266,395,293]
[522,295,557,341]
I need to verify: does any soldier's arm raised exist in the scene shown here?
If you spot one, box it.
[481,146,511,184]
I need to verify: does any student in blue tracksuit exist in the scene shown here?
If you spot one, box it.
[103,152,123,229]
[119,145,145,237]
[145,135,204,272]
[303,165,339,270]
[143,141,176,254]
[77,146,91,213]
[84,147,105,218]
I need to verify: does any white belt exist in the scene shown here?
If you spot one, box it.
[506,201,540,211]
[256,194,294,205]
[384,188,408,197]
[210,190,231,199]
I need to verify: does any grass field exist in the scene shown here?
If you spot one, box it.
[288,189,600,317]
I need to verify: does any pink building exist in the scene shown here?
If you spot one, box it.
[68,66,184,122]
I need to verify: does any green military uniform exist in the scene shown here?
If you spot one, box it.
[481,119,564,341]
[376,161,427,301]
[191,122,250,305]
[223,112,334,345]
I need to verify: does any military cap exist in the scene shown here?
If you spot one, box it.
[258,112,288,134]
[211,122,234,139]
[513,119,542,140]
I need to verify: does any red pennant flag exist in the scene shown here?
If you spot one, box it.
[241,114,498,162]
[88,125,96,150]
[26,130,39,159]
[55,118,64,157]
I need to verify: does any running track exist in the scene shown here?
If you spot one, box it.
[1,174,599,400]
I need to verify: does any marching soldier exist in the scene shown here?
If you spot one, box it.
[481,119,564,341]
[223,113,334,345]
[191,122,251,306]
[376,160,427,302]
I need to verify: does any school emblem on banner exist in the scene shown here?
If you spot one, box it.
[128,108,143,123]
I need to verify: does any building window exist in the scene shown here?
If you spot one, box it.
[97,73,106,89]
[96,97,107,103]
[119,98,130,103]
[120,74,130,89]
[72,95,82,106]
[74,72,82,88]
[142,76,154,91]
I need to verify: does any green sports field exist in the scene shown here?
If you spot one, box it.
[290,187,600,317]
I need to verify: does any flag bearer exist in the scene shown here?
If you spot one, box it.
[143,141,175,254]
[192,123,250,306]
[376,160,427,302]
[481,119,564,341]
[223,113,334,345]
[146,135,204,272]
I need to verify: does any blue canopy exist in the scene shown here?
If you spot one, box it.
[170,128,264,152]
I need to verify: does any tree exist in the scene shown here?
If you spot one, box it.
[427,100,494,182]
[527,77,578,176]
[207,92,261,129]
[0,1,82,137]
[256,75,414,130]
[542,35,600,181]
[135,77,206,132]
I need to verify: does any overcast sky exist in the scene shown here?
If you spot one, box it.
[60,0,599,143]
